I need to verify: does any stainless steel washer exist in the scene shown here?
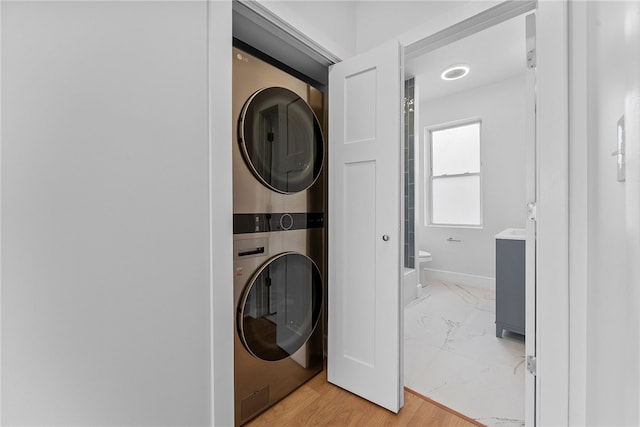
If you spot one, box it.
[233,214,324,426]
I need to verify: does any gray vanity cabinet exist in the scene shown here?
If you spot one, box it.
[495,238,525,337]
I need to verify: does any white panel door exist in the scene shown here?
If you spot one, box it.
[327,41,403,413]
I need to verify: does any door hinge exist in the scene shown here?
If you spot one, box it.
[527,48,536,68]
[527,355,537,376]
[527,201,537,221]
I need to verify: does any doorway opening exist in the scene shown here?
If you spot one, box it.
[402,9,535,427]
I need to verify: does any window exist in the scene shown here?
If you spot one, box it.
[427,120,482,227]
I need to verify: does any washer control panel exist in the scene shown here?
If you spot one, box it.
[233,212,323,234]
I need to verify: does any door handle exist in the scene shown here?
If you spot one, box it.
[238,247,265,257]
[382,235,390,241]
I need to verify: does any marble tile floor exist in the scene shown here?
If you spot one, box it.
[404,279,525,427]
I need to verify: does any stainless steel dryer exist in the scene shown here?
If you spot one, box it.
[233,213,324,426]
[233,47,325,214]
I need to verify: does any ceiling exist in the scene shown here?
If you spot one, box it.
[406,13,528,102]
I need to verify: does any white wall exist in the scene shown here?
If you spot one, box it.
[0,2,234,425]
[355,1,501,54]
[417,74,527,286]
[355,1,466,53]
[583,2,640,425]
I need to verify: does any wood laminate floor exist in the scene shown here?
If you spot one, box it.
[246,370,484,427]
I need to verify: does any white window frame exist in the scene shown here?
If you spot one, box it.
[426,118,483,228]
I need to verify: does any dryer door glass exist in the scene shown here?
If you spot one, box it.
[238,252,322,362]
[239,87,324,194]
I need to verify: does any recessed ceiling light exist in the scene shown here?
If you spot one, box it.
[441,65,470,81]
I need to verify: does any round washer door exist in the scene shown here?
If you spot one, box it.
[238,252,323,362]
[238,87,324,194]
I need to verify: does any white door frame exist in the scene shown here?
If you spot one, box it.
[406,2,539,424]
[567,2,589,425]
[406,2,569,425]
[524,12,537,427]
[410,5,568,425]
[230,1,571,425]
[532,2,569,424]
[402,3,569,424]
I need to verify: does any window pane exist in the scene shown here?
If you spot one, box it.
[432,175,481,225]
[431,122,480,176]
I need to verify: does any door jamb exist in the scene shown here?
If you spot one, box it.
[404,1,538,423]
[404,0,536,58]
[403,1,570,425]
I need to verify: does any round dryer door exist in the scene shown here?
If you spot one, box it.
[238,87,324,194]
[238,252,322,362]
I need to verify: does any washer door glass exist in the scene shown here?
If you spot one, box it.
[238,252,322,362]
[238,87,324,194]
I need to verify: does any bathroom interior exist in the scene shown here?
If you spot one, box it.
[402,12,531,427]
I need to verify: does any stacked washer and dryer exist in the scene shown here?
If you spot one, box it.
[232,47,326,426]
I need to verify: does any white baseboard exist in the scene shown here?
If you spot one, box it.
[424,268,495,290]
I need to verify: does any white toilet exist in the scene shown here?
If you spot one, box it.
[418,250,432,289]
